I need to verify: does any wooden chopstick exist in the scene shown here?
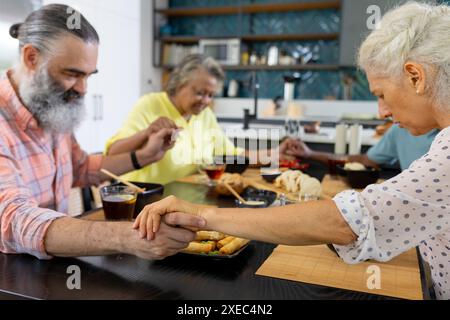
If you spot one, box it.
[100,169,146,193]
[223,182,247,204]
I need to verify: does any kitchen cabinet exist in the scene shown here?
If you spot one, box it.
[42,0,141,153]
[152,0,380,101]
[153,1,342,97]
[153,1,340,69]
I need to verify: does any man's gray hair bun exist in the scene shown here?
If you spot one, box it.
[9,23,22,39]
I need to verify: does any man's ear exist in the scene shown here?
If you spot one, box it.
[21,44,41,73]
[404,62,426,95]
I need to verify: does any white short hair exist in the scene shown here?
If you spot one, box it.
[358,1,450,109]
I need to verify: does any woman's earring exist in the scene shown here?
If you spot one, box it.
[416,89,420,95]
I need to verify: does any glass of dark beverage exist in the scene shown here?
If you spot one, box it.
[198,163,226,186]
[327,155,348,178]
[100,186,137,221]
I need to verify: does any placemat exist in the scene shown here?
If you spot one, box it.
[256,244,423,300]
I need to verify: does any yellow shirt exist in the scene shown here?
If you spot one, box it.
[105,92,242,184]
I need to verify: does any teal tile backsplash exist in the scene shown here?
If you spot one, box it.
[166,0,376,101]
[252,10,340,34]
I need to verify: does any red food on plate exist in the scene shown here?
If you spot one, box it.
[290,163,310,171]
[279,159,309,171]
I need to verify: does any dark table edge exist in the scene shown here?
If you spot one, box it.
[0,289,40,300]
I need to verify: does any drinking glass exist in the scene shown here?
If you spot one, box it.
[198,161,226,187]
[100,185,137,221]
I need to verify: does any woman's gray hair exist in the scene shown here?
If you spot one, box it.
[166,54,225,96]
[358,1,450,110]
[9,4,99,55]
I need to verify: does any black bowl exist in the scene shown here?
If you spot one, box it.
[335,164,347,177]
[235,188,277,208]
[214,155,250,174]
[114,181,164,218]
[261,171,282,183]
[336,165,380,189]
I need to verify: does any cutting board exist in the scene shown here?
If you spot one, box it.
[256,245,423,300]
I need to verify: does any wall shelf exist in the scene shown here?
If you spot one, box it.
[223,64,340,71]
[161,64,340,71]
[158,33,340,43]
[155,1,341,17]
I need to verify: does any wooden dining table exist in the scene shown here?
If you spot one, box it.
[0,168,433,300]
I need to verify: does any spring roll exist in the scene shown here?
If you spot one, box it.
[205,240,217,251]
[217,236,235,249]
[182,241,215,254]
[195,231,226,241]
[219,238,250,255]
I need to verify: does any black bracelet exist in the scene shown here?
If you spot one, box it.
[130,151,142,170]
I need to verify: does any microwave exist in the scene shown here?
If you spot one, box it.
[199,39,240,65]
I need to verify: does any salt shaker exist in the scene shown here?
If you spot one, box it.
[279,193,287,206]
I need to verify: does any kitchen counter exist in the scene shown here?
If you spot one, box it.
[219,121,381,146]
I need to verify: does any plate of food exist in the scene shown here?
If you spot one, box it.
[180,231,250,259]
[279,159,310,171]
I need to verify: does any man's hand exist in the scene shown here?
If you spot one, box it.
[123,213,205,260]
[45,215,205,261]
[279,137,313,160]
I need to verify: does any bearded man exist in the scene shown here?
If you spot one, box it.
[0,4,205,260]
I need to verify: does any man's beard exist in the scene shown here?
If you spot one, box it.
[18,66,86,134]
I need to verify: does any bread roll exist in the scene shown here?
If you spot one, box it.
[299,177,322,198]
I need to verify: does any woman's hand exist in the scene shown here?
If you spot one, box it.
[133,196,207,240]
[140,128,177,163]
[146,117,179,136]
[136,117,182,164]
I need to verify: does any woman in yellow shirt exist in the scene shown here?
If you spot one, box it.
[106,54,301,184]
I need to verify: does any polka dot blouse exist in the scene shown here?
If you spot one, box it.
[333,126,450,300]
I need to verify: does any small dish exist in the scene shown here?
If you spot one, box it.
[236,199,268,208]
[235,188,277,208]
[261,171,282,183]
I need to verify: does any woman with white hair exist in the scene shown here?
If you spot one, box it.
[135,2,450,299]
